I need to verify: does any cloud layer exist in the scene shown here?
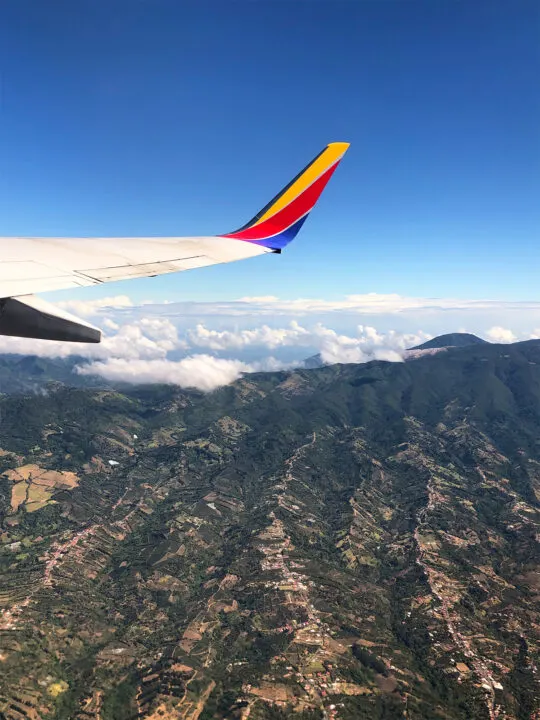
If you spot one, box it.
[2,292,538,391]
[186,321,429,364]
[77,355,250,392]
[139,293,540,317]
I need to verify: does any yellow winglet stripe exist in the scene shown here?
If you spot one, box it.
[252,142,350,227]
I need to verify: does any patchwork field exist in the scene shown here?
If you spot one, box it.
[4,464,79,513]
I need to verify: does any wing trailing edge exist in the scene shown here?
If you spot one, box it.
[0,295,101,343]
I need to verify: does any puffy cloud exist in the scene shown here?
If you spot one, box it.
[102,318,120,331]
[0,335,81,359]
[99,324,171,360]
[187,320,430,364]
[135,318,187,351]
[78,353,298,391]
[77,355,249,392]
[76,322,417,389]
[486,326,517,343]
[4,289,538,392]
[0,315,430,377]
[249,357,298,372]
[188,321,311,351]
[314,325,428,365]
[0,317,185,361]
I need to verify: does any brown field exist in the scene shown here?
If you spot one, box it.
[180,625,203,653]
[329,682,372,696]
[4,464,80,514]
[11,482,29,513]
[250,683,295,703]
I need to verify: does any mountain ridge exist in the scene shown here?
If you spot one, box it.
[0,333,525,396]
[303,333,493,370]
[410,332,489,351]
[0,339,539,719]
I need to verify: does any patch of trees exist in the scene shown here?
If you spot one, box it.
[352,644,388,676]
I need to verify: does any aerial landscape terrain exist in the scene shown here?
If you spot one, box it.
[0,336,538,720]
[1,0,538,718]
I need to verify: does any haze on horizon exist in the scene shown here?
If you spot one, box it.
[0,0,538,383]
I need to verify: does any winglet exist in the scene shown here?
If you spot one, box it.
[222,142,349,251]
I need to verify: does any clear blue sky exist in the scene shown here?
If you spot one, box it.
[1,0,538,303]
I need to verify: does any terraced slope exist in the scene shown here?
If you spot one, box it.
[0,341,539,719]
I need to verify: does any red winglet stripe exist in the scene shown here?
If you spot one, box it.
[224,162,339,241]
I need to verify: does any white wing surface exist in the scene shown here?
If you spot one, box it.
[0,142,349,342]
[0,236,267,297]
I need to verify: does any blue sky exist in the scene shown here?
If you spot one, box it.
[1,0,539,306]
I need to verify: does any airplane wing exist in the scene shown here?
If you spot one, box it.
[0,142,349,343]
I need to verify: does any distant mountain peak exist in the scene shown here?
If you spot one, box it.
[303,353,325,369]
[305,333,490,368]
[410,333,489,351]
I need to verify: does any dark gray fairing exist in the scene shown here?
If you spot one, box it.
[0,297,101,343]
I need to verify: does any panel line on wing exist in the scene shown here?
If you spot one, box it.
[79,254,205,273]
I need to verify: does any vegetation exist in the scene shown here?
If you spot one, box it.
[0,340,539,718]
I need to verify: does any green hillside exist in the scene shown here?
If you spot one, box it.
[0,341,538,719]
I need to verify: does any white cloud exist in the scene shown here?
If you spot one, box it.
[314,325,427,365]
[56,295,134,317]
[0,335,81,359]
[0,315,431,381]
[249,356,298,372]
[95,294,540,328]
[99,324,171,360]
[228,293,540,316]
[188,321,311,351]
[134,318,186,350]
[78,353,298,391]
[486,326,517,343]
[44,292,540,324]
[4,291,539,391]
[231,293,426,315]
[102,318,120,331]
[76,323,417,390]
[77,355,249,391]
[187,320,430,364]
[238,295,280,303]
[0,317,185,362]
[235,293,419,314]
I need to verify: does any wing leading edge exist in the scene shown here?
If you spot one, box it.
[0,142,349,342]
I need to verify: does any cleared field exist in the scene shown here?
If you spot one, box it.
[4,464,80,513]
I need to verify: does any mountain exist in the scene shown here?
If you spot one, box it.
[304,334,489,369]
[0,341,539,719]
[0,355,108,394]
[303,353,325,369]
[411,333,489,351]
